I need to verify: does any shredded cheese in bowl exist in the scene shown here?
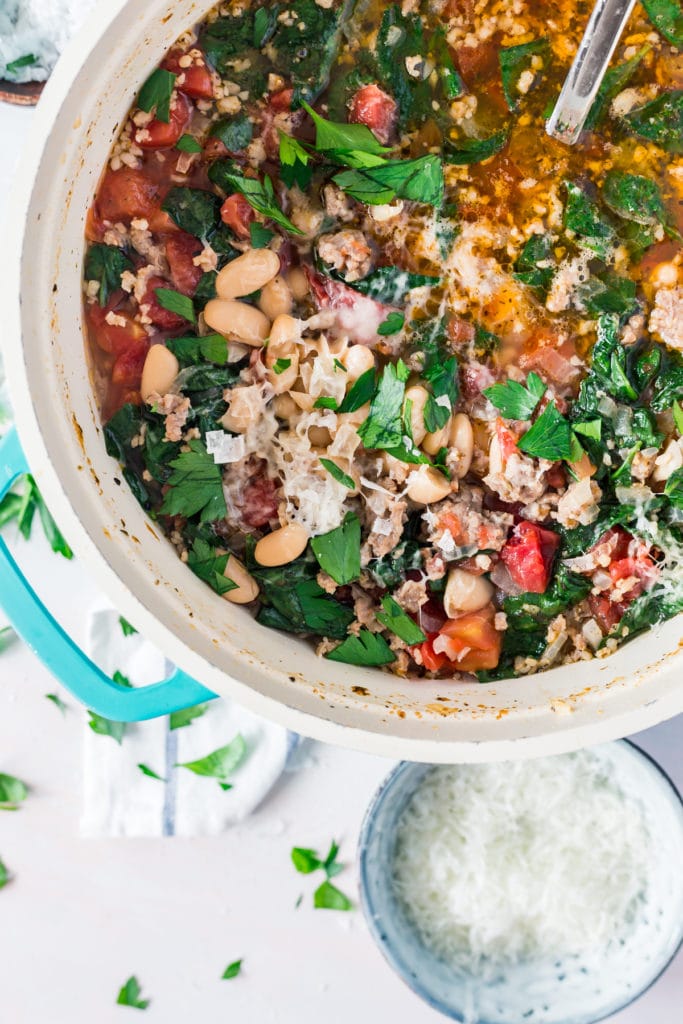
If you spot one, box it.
[359,744,683,1024]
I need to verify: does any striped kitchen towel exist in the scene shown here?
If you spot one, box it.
[80,605,300,837]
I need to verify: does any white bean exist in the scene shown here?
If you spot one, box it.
[220,388,257,434]
[406,465,451,505]
[443,568,493,617]
[140,345,179,402]
[254,523,309,567]
[223,555,259,605]
[342,344,375,382]
[216,248,280,299]
[265,314,300,393]
[273,393,299,421]
[404,385,429,446]
[259,276,293,320]
[449,413,474,478]
[286,267,310,301]
[423,417,452,455]
[338,402,371,428]
[204,299,271,346]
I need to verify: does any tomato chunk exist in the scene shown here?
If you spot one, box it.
[88,305,148,356]
[438,605,502,673]
[501,521,560,594]
[588,593,627,634]
[220,193,255,238]
[112,339,149,387]
[141,275,188,329]
[162,50,214,99]
[135,94,192,150]
[97,167,161,224]
[269,87,294,112]
[165,231,204,295]
[419,638,448,673]
[348,84,397,145]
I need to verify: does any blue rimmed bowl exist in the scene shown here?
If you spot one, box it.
[358,741,683,1024]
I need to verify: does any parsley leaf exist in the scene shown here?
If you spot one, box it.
[187,539,238,596]
[222,960,243,980]
[137,763,166,782]
[484,372,546,420]
[378,311,405,336]
[249,222,275,248]
[217,172,303,234]
[154,287,196,324]
[138,67,176,123]
[45,692,67,713]
[84,244,133,306]
[116,976,150,1010]
[0,627,15,654]
[279,131,313,189]
[518,401,574,461]
[314,880,353,911]
[0,858,8,890]
[376,596,426,645]
[119,616,137,637]
[175,733,247,789]
[302,101,390,156]
[6,54,37,73]
[674,400,683,433]
[169,703,208,730]
[273,357,292,374]
[319,458,356,489]
[311,513,361,585]
[325,629,396,667]
[333,154,444,207]
[357,362,408,450]
[291,847,322,874]
[160,440,227,523]
[0,773,28,811]
[176,134,202,153]
[88,712,126,745]
[338,368,376,413]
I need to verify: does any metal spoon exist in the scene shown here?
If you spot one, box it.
[546,0,637,144]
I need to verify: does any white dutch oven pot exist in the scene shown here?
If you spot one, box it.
[2,0,683,762]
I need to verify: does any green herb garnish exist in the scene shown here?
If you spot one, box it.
[249,222,275,248]
[217,172,303,234]
[169,704,208,730]
[222,960,243,980]
[319,458,356,490]
[378,311,405,336]
[137,764,167,782]
[176,134,202,153]
[175,733,247,790]
[484,372,546,420]
[116,976,150,1010]
[160,440,227,523]
[45,692,67,713]
[333,154,444,207]
[272,357,292,375]
[138,67,176,123]
[518,401,574,461]
[376,596,426,644]
[311,513,361,585]
[6,54,37,74]
[325,629,396,666]
[0,773,28,811]
[187,539,237,597]
[154,287,196,324]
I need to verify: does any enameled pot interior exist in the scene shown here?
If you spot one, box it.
[8,0,683,756]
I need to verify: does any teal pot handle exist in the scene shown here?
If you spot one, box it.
[0,428,216,721]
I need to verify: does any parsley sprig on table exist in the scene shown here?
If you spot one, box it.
[116,976,150,1011]
[0,474,72,558]
[291,839,353,911]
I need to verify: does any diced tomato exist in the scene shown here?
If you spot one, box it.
[438,605,502,673]
[220,193,255,238]
[608,552,659,599]
[111,339,149,388]
[165,231,204,295]
[96,167,161,224]
[501,521,560,594]
[162,50,214,99]
[141,275,188,329]
[588,593,627,634]
[348,84,397,145]
[546,463,567,489]
[591,526,633,562]
[88,304,148,356]
[419,638,448,673]
[136,93,192,150]
[520,333,580,387]
[269,87,294,112]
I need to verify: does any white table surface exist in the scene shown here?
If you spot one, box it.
[1,102,681,1024]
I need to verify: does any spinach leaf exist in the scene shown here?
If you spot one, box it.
[376,6,431,128]
[622,90,683,153]
[499,39,549,110]
[311,513,361,586]
[503,565,592,631]
[577,270,639,318]
[443,129,509,166]
[270,0,347,106]
[651,348,683,411]
[325,629,396,666]
[210,114,253,153]
[563,180,615,259]
[162,187,221,239]
[367,538,423,588]
[602,170,670,226]
[200,10,268,95]
[351,266,440,304]
[513,233,556,294]
[584,47,650,130]
[642,0,683,47]
[333,154,444,207]
[84,244,133,305]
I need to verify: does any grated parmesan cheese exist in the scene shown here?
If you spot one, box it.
[0,0,98,83]
[392,751,652,975]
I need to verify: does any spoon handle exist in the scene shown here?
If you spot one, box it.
[546,0,638,144]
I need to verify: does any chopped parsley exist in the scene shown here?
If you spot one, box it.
[0,858,8,890]
[357,361,409,450]
[6,54,37,74]
[176,134,202,153]
[325,629,396,667]
[272,357,292,374]
[517,401,575,461]
[119,616,138,637]
[216,172,303,234]
[137,763,166,782]
[376,596,426,645]
[378,311,405,336]
[169,704,208,730]
[310,513,361,585]
[484,372,546,420]
[319,458,356,490]
[302,101,390,156]
[333,154,444,207]
[291,839,352,910]
[45,692,67,713]
[187,539,238,596]
[154,287,196,324]
[175,733,247,790]
[116,976,150,1010]
[249,222,275,248]
[222,960,243,980]
[0,773,28,811]
[160,441,227,523]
